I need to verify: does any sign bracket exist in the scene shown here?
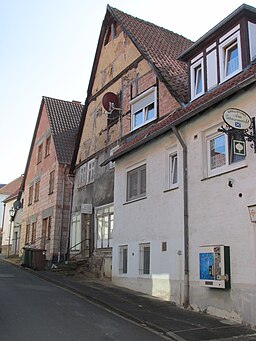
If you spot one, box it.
[219,110,256,153]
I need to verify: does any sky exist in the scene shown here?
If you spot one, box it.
[1,0,255,184]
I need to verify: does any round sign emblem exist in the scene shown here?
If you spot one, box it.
[223,108,251,130]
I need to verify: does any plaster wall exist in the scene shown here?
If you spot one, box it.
[186,85,256,326]
[112,84,256,326]
[112,133,184,304]
[1,199,15,254]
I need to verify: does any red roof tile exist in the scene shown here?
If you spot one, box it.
[43,97,84,164]
[107,63,256,162]
[108,6,193,104]
[0,176,23,197]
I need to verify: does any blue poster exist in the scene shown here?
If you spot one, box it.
[200,252,214,280]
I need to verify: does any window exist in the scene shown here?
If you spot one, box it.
[87,159,95,184]
[28,185,33,206]
[78,158,95,188]
[139,243,150,275]
[169,153,178,187]
[34,181,40,202]
[43,216,52,241]
[25,224,30,245]
[31,222,36,244]
[95,204,114,249]
[127,164,146,201]
[37,143,43,164]
[49,170,55,194]
[119,245,128,274]
[219,32,242,82]
[130,87,157,130]
[206,130,245,176]
[78,163,87,188]
[70,213,81,251]
[225,42,239,76]
[191,58,204,100]
[45,136,51,157]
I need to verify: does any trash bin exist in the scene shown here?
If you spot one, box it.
[31,249,46,270]
[22,247,33,268]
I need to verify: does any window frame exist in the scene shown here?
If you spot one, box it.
[119,245,128,275]
[78,163,87,188]
[34,181,40,202]
[126,164,146,202]
[87,158,95,184]
[95,204,114,249]
[45,136,51,157]
[25,224,30,245]
[49,170,55,194]
[205,126,246,177]
[130,87,157,131]
[167,150,179,189]
[78,158,95,188]
[28,185,33,206]
[70,213,81,252]
[139,243,150,275]
[219,31,242,83]
[190,58,204,100]
[31,222,37,244]
[37,143,43,164]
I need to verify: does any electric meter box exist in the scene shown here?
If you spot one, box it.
[199,245,230,289]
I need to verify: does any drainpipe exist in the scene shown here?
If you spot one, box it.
[171,125,189,308]
[58,164,67,263]
[65,174,74,261]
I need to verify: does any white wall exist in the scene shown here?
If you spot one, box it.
[112,84,256,326]
[113,134,185,303]
[1,200,15,249]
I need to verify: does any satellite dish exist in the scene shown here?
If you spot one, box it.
[102,92,119,112]
[13,200,22,210]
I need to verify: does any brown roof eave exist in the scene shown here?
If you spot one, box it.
[101,73,256,166]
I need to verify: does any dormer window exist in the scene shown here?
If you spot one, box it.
[190,57,204,100]
[195,64,203,95]
[130,87,157,131]
[225,41,238,76]
[219,30,242,83]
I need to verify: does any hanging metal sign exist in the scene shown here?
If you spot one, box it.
[233,140,246,156]
[223,108,251,130]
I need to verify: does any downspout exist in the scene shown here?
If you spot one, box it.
[65,174,74,261]
[171,125,189,308]
[58,164,67,263]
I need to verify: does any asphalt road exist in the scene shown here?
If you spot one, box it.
[0,261,168,341]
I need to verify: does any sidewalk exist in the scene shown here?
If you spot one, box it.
[2,257,256,341]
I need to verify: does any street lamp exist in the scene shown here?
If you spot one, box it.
[7,207,15,258]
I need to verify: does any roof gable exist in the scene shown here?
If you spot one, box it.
[0,176,23,197]
[43,97,84,164]
[108,6,193,104]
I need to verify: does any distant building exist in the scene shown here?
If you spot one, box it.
[0,176,23,254]
[19,97,83,264]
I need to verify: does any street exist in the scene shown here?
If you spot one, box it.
[0,260,167,341]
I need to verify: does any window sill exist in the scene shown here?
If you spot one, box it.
[118,273,128,277]
[202,163,247,181]
[163,185,179,193]
[123,196,147,205]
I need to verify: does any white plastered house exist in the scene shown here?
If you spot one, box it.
[106,4,256,327]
